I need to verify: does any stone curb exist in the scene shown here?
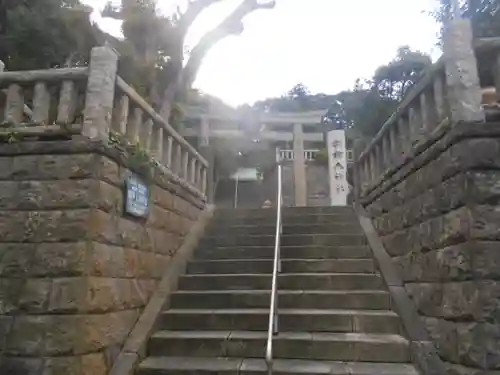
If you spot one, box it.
[354,203,446,375]
[108,205,215,375]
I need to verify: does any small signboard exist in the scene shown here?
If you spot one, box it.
[124,175,150,218]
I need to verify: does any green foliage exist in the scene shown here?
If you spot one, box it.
[0,0,96,70]
[433,0,500,38]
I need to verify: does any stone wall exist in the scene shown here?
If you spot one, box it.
[360,122,500,374]
[0,138,205,375]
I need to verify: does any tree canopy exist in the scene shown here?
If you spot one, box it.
[433,0,500,38]
[0,0,99,70]
[251,46,431,138]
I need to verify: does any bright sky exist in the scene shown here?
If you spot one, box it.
[82,0,441,106]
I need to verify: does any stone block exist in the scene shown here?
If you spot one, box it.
[45,315,88,355]
[148,228,176,255]
[149,205,172,231]
[410,340,448,375]
[15,180,96,211]
[87,242,127,278]
[97,155,121,186]
[424,317,460,363]
[96,180,123,215]
[394,242,474,283]
[85,278,135,312]
[470,205,500,241]
[6,315,49,355]
[457,322,500,369]
[42,356,81,375]
[82,309,140,353]
[0,278,24,314]
[405,283,443,317]
[0,357,43,375]
[151,186,174,211]
[0,315,14,350]
[31,242,87,277]
[0,210,91,243]
[407,281,500,322]
[19,278,52,313]
[10,154,98,181]
[48,277,85,313]
[0,181,19,209]
[0,243,36,277]
[88,209,151,250]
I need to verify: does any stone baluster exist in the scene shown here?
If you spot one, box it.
[201,167,207,195]
[127,107,143,144]
[182,151,189,179]
[113,94,129,134]
[174,144,182,175]
[82,46,119,141]
[381,134,390,172]
[196,162,202,190]
[443,19,484,123]
[190,158,197,184]
[433,73,447,123]
[398,117,411,157]
[165,136,173,169]
[151,125,163,161]
[408,103,423,145]
[389,123,400,165]
[4,84,24,125]
[140,119,153,151]
[57,80,78,125]
[420,90,438,133]
[32,82,51,124]
[369,151,377,186]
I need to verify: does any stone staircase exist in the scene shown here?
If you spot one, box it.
[137,207,419,375]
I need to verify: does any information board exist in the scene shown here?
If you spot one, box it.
[124,175,150,218]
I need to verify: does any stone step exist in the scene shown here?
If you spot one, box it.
[170,290,392,310]
[215,206,355,218]
[186,259,375,274]
[199,234,367,248]
[148,331,410,362]
[177,273,385,291]
[194,246,372,260]
[213,214,359,226]
[206,223,363,236]
[138,357,419,375]
[159,309,401,334]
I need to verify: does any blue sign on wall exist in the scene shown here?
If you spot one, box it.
[124,175,150,218]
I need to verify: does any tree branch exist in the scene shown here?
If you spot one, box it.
[159,0,276,118]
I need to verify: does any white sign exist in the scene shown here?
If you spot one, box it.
[327,130,348,206]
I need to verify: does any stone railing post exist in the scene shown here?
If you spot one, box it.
[0,60,4,73]
[443,19,484,123]
[82,46,119,141]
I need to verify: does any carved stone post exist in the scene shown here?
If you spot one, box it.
[82,46,119,141]
[443,19,484,123]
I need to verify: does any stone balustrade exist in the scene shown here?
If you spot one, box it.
[0,46,208,200]
[353,22,500,197]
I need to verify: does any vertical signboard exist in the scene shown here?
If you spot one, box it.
[327,130,348,206]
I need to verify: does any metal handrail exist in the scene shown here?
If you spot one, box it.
[234,174,239,208]
[265,163,283,375]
